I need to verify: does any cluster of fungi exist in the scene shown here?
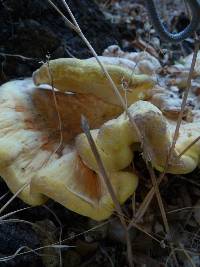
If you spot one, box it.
[0,46,199,220]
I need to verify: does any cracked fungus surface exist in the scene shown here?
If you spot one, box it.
[0,78,138,220]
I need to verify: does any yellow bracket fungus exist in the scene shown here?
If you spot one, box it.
[0,57,199,221]
[33,58,155,106]
[0,77,138,220]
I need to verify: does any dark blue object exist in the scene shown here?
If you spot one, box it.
[145,0,200,43]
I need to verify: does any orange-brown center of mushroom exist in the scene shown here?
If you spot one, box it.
[16,86,121,153]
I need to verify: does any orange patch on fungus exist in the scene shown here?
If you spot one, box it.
[74,156,102,202]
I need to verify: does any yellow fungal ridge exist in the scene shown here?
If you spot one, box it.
[33,58,155,106]
[0,78,138,221]
[77,101,200,175]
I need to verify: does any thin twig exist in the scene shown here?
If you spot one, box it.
[0,219,110,261]
[100,246,115,267]
[81,116,134,267]
[0,53,38,61]
[169,40,199,159]
[176,175,200,188]
[178,135,200,158]
[81,116,125,221]
[0,207,32,220]
[48,0,142,143]
[0,182,29,215]
[146,163,179,267]
[128,39,200,228]
[0,191,9,202]
[128,173,164,228]
[146,163,170,234]
[43,205,63,267]
[47,0,77,32]
[46,57,63,157]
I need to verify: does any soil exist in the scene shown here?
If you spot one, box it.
[0,0,200,267]
[0,0,121,84]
